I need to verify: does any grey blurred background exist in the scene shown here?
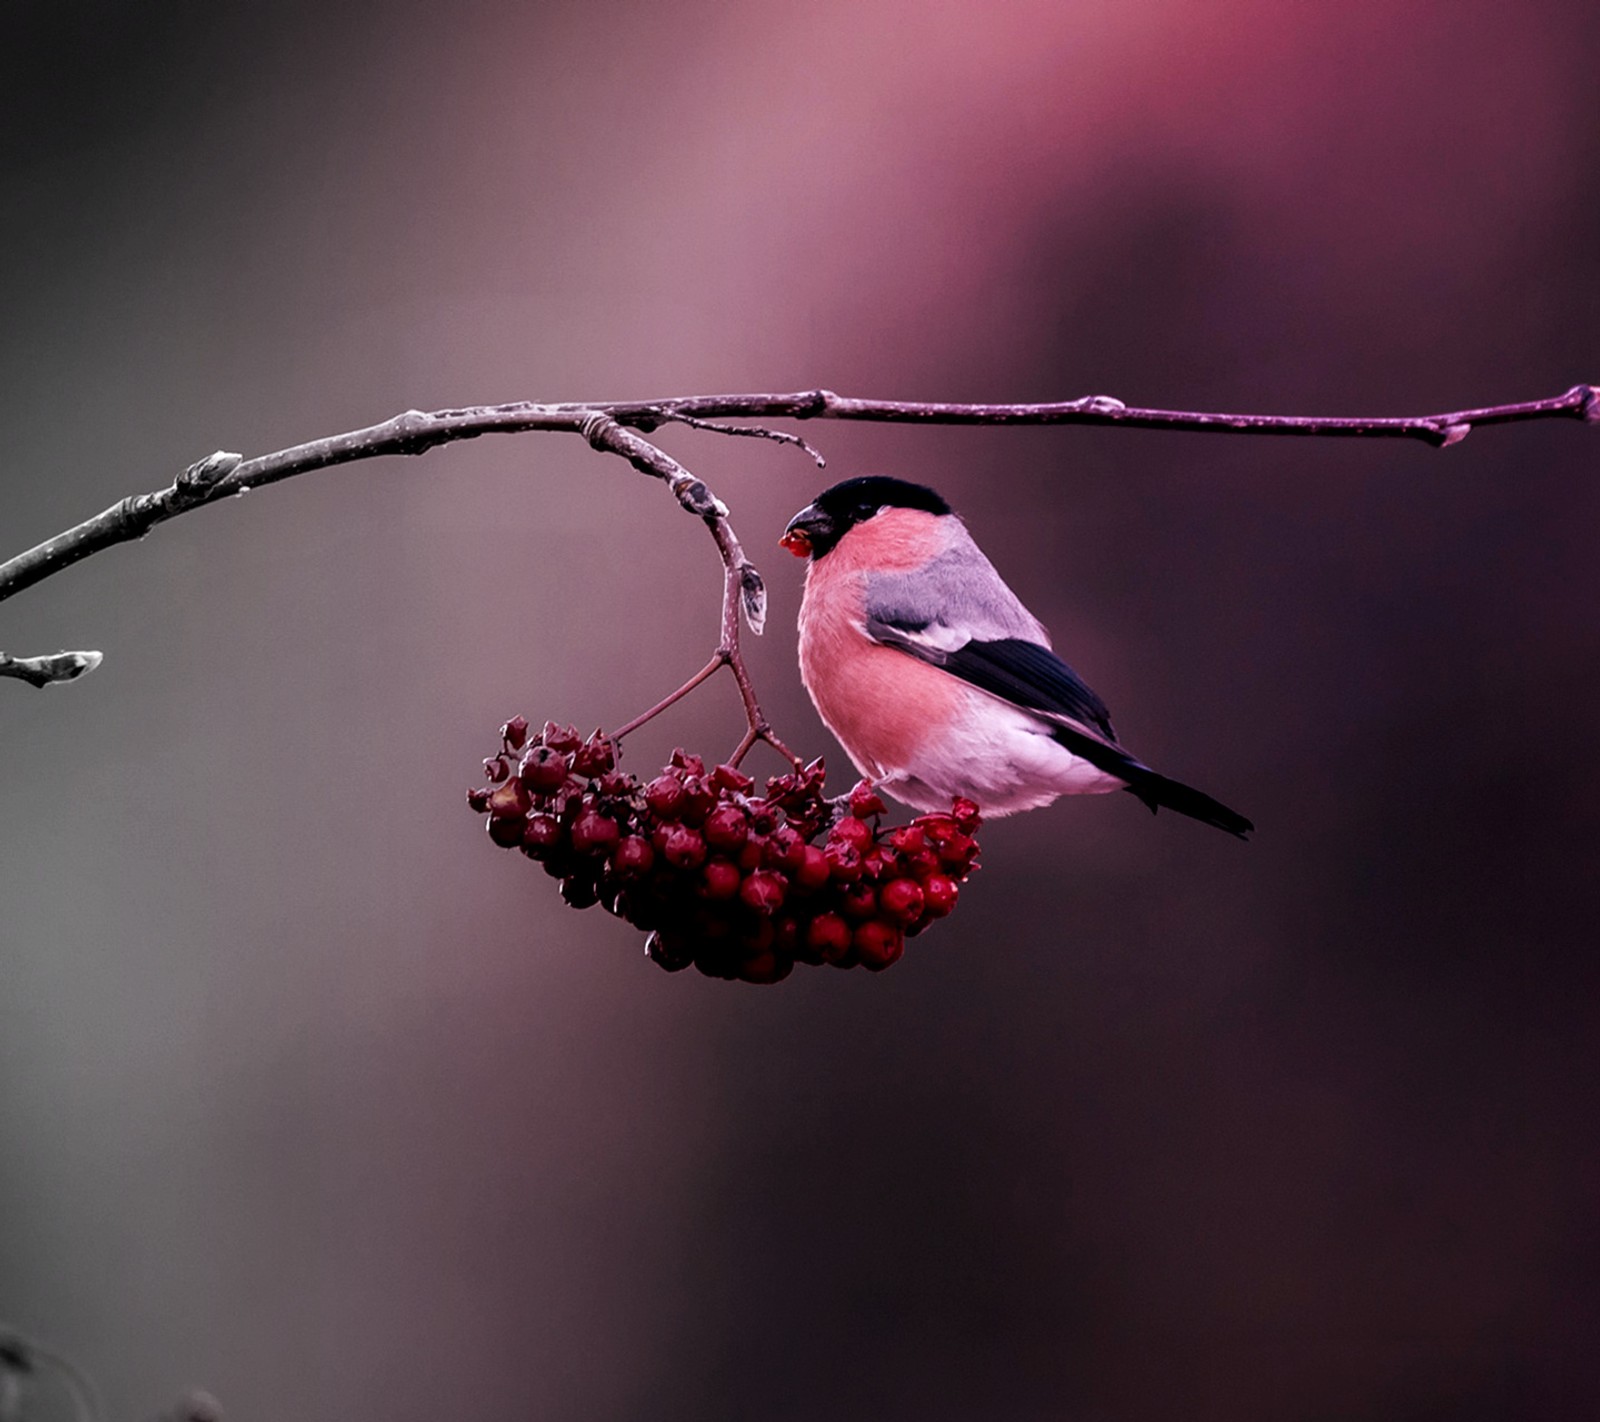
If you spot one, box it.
[3,2,1598,1418]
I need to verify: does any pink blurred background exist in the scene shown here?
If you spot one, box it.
[3,2,1598,1417]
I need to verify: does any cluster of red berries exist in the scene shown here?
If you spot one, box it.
[467,716,981,984]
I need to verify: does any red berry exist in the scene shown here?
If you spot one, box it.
[855,920,905,970]
[560,875,601,909]
[824,839,863,882]
[793,844,831,890]
[466,787,491,813]
[864,848,898,881]
[700,858,743,900]
[738,949,793,985]
[922,874,959,917]
[521,813,565,857]
[486,778,532,818]
[937,831,979,872]
[542,722,581,753]
[678,777,716,827]
[703,803,749,852]
[501,715,530,750]
[712,763,755,794]
[952,797,982,833]
[571,735,616,776]
[806,912,853,963]
[771,915,802,957]
[763,825,806,871]
[644,774,686,819]
[848,781,887,817]
[737,836,766,872]
[738,915,777,954]
[661,824,707,870]
[519,745,570,794]
[841,882,878,920]
[612,835,654,876]
[879,877,925,925]
[829,816,874,851]
[484,756,510,783]
[694,949,739,980]
[571,809,621,855]
[646,930,695,972]
[487,814,526,849]
[740,870,787,916]
[669,748,706,776]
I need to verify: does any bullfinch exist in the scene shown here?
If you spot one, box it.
[781,476,1253,839]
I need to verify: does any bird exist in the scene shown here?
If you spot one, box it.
[779,475,1253,839]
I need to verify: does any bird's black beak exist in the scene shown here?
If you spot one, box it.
[781,502,834,558]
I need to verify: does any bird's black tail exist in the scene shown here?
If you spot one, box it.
[1044,720,1253,840]
[1121,767,1253,840]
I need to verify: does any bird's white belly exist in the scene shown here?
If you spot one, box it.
[878,690,1124,816]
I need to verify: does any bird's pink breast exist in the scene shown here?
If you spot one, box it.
[797,511,966,780]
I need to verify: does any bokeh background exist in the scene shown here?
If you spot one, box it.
[3,2,1598,1418]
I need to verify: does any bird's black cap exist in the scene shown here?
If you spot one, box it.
[781,476,952,559]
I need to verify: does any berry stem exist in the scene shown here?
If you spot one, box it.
[613,654,724,741]
[708,516,803,770]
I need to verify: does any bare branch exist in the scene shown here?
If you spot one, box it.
[4,383,1592,614]
[0,381,1590,713]
[624,382,1600,444]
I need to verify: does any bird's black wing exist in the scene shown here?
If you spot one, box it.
[866,620,1119,744]
[937,635,1120,744]
[867,619,1253,839]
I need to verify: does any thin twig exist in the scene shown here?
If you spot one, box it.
[613,655,724,741]
[575,414,798,767]
[653,409,828,468]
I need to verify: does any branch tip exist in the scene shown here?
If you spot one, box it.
[655,409,829,468]
[1438,423,1472,448]
[0,649,105,688]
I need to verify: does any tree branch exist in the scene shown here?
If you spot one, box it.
[1,383,1592,686]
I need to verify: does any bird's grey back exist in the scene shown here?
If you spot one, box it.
[863,520,1049,650]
